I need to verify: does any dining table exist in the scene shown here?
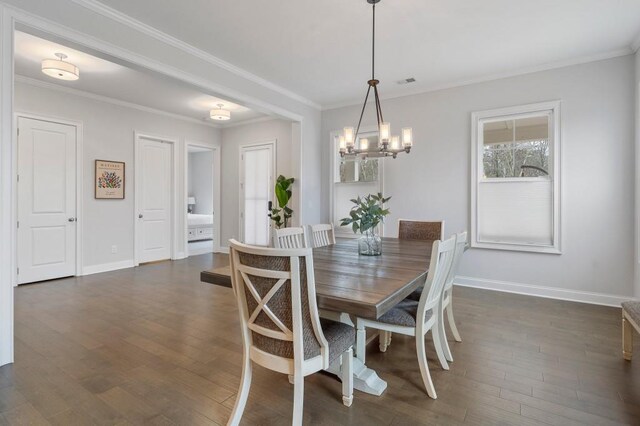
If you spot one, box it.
[200,236,433,396]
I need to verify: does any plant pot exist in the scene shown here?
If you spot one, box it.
[359,230,382,256]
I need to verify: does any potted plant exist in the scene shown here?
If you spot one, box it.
[340,193,391,256]
[269,175,295,229]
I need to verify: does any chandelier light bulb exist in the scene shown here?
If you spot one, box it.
[390,135,400,150]
[344,127,355,146]
[379,122,390,143]
[402,127,413,147]
[360,138,369,150]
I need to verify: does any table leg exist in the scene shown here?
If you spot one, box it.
[321,310,388,396]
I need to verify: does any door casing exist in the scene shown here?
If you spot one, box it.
[134,132,179,266]
[14,112,83,285]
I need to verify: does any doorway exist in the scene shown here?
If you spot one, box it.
[134,133,177,265]
[186,143,218,256]
[239,141,275,246]
[16,115,81,284]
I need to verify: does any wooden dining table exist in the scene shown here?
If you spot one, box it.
[200,236,433,396]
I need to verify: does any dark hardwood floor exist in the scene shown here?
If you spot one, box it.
[1,254,639,425]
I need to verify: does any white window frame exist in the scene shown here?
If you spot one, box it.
[470,100,561,254]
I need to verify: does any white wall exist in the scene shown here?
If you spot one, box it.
[188,151,214,215]
[15,81,220,270]
[219,118,294,246]
[322,55,636,304]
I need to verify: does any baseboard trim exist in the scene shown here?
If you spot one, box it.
[217,246,230,254]
[82,260,134,276]
[455,276,632,307]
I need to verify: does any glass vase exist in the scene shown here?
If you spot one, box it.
[359,229,382,256]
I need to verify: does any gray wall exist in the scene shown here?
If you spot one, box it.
[15,81,220,269]
[636,50,640,298]
[322,55,636,300]
[220,119,294,246]
[188,151,214,215]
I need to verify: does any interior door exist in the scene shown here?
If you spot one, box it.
[137,138,172,263]
[241,143,274,246]
[17,117,77,284]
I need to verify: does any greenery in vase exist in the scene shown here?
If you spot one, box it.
[339,193,391,234]
[269,175,295,229]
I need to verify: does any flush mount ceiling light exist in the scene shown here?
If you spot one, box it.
[41,53,79,81]
[339,0,413,159]
[210,104,231,121]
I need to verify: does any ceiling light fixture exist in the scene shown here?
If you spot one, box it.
[339,0,413,159]
[210,104,231,121]
[41,53,79,81]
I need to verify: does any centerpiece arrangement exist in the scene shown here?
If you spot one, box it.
[340,193,391,256]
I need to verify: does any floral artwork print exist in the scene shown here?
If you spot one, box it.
[95,160,125,199]
[97,171,122,189]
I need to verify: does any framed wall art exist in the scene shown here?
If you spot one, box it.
[95,160,125,199]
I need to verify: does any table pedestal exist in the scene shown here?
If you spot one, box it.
[326,356,387,396]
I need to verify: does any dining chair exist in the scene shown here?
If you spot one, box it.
[437,231,467,363]
[227,240,354,426]
[273,226,309,249]
[356,235,457,399]
[308,224,336,248]
[379,219,445,352]
[398,219,444,241]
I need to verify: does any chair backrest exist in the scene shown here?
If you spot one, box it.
[228,240,329,373]
[416,235,457,323]
[308,224,336,248]
[444,231,467,292]
[398,220,444,241]
[273,227,309,249]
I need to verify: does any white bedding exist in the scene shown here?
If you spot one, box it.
[187,213,214,227]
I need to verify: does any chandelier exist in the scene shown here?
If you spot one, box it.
[339,0,413,159]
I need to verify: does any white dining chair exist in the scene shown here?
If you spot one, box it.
[227,240,354,426]
[355,235,457,399]
[437,231,467,363]
[308,224,336,248]
[273,226,309,249]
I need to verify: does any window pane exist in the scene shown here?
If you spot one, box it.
[483,115,550,178]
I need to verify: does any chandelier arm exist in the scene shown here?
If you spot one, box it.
[373,84,384,124]
[354,84,372,141]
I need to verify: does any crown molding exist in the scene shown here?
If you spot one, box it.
[15,75,221,128]
[322,47,634,111]
[220,116,279,129]
[69,0,321,110]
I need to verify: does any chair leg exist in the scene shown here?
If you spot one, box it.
[623,315,633,361]
[292,373,304,425]
[227,350,252,426]
[356,321,366,363]
[432,325,449,371]
[439,305,453,363]
[341,348,353,407]
[446,302,462,342]
[379,330,391,352]
[416,333,437,399]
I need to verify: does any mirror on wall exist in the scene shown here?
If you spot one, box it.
[335,133,380,183]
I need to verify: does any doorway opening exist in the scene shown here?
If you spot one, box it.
[186,143,219,256]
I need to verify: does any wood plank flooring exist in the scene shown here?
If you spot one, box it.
[1,254,639,425]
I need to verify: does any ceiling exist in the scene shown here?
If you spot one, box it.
[13,31,268,126]
[88,0,640,108]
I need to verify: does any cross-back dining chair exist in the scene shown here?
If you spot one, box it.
[273,226,309,249]
[227,240,354,425]
[398,219,444,241]
[356,235,457,399]
[308,224,336,248]
[437,231,467,363]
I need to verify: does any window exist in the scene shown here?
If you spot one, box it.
[471,101,561,253]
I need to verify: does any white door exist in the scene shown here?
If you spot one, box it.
[17,117,77,284]
[137,138,172,263]
[240,143,274,246]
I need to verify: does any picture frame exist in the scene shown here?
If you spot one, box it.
[95,159,125,199]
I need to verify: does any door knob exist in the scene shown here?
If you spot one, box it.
[68,217,75,222]
[138,214,143,219]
